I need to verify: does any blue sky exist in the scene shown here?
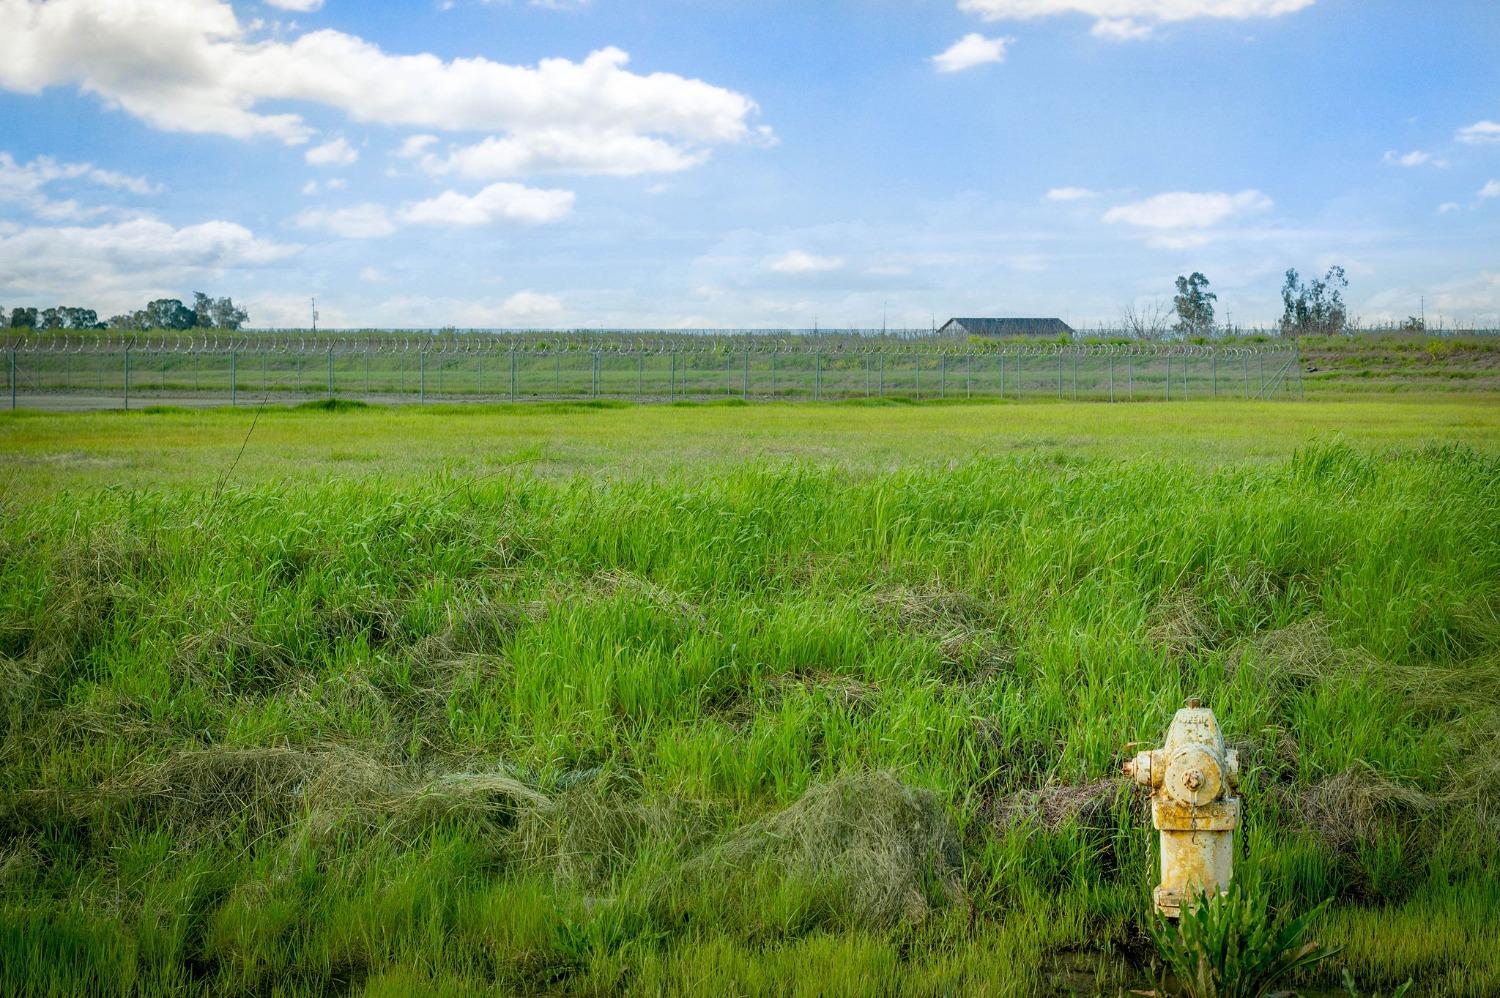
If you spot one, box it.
[1,0,1497,329]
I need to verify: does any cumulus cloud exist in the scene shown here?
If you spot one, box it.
[266,0,323,10]
[764,250,846,274]
[959,0,1315,39]
[1103,189,1272,229]
[1457,120,1500,145]
[0,0,765,175]
[397,182,574,226]
[0,151,160,220]
[294,182,573,238]
[305,137,358,167]
[0,216,296,305]
[370,291,566,327]
[401,130,710,179]
[294,203,398,239]
[1480,180,1500,200]
[932,33,1012,73]
[1091,17,1153,40]
[1045,186,1098,201]
[1382,149,1446,168]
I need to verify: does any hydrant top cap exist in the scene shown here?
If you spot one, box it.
[1186,697,1202,708]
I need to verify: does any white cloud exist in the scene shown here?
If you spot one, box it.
[294,203,398,239]
[402,130,709,179]
[1382,149,1446,168]
[1437,202,1461,214]
[300,177,348,196]
[1045,186,1098,201]
[305,137,358,167]
[764,250,846,274]
[0,216,296,305]
[959,0,1315,38]
[295,182,573,237]
[0,0,765,181]
[1457,120,1500,145]
[266,0,323,10]
[1103,189,1272,229]
[397,182,574,226]
[358,266,388,283]
[0,151,160,220]
[370,291,566,327]
[932,33,1011,73]
[1091,17,1153,40]
[1480,180,1500,200]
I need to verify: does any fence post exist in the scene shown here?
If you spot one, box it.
[1108,355,1114,402]
[966,353,971,398]
[9,349,15,410]
[1071,351,1078,400]
[940,354,947,399]
[1211,352,1217,397]
[1056,354,1062,399]
[1243,353,1249,398]
[999,353,1005,399]
[815,352,821,400]
[914,355,920,399]
[743,350,750,399]
[771,351,777,397]
[420,351,426,402]
[879,353,884,397]
[230,350,237,405]
[637,352,643,398]
[1165,354,1171,401]
[1297,345,1304,400]
[123,346,131,410]
[511,349,518,401]
[592,352,599,398]
[327,347,334,398]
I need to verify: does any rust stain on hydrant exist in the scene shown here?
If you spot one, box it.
[1123,697,1240,919]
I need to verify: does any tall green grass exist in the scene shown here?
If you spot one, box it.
[1,441,1497,994]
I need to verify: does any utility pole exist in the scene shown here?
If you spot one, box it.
[311,297,319,334]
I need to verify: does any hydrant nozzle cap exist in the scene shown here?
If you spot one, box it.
[1186,697,1202,709]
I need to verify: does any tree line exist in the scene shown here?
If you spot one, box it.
[1122,265,1361,339]
[2,293,249,332]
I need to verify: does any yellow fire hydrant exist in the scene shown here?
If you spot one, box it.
[1123,698,1239,918]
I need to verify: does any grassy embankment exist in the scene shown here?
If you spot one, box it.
[2,398,1498,995]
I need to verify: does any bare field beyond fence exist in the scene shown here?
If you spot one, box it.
[2,334,1302,409]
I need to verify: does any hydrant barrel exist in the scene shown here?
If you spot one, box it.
[1124,699,1239,918]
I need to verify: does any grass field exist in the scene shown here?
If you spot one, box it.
[2,397,1499,996]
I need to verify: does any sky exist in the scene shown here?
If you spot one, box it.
[0,0,1497,330]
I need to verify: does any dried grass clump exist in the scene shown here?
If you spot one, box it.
[669,772,963,930]
[409,590,529,663]
[990,778,1128,832]
[1147,588,1223,660]
[78,746,545,845]
[868,583,1011,677]
[513,776,716,887]
[1239,617,1345,684]
[1289,766,1435,850]
[589,569,710,631]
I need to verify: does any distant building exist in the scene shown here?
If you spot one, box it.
[939,317,1075,338]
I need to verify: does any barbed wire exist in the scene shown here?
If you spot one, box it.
[1,330,1296,358]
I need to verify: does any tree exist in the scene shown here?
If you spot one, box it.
[1172,272,1217,336]
[108,312,147,330]
[193,292,215,328]
[1121,300,1171,340]
[0,307,6,327]
[144,298,197,330]
[1279,266,1349,337]
[9,306,38,329]
[209,296,249,331]
[63,307,100,329]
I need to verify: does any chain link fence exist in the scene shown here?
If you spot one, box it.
[2,335,1302,410]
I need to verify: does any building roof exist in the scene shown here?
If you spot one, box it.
[940,317,1075,337]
